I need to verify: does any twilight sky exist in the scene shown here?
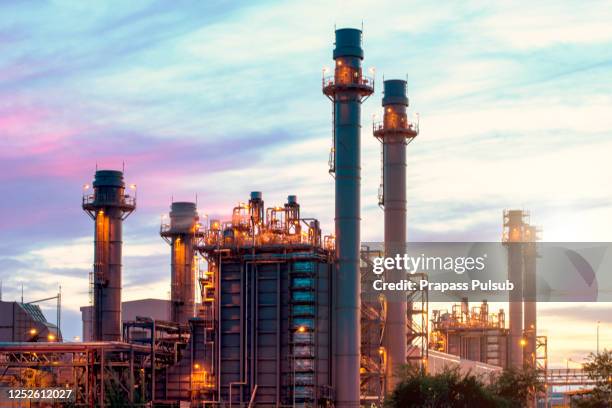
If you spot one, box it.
[0,0,610,366]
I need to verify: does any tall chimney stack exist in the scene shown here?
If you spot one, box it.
[373,79,418,391]
[83,170,135,341]
[523,224,538,368]
[503,209,526,369]
[323,27,373,407]
[161,202,199,325]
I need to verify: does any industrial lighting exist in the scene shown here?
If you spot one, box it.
[520,338,527,347]
[29,328,37,336]
[47,334,56,341]
[378,347,385,355]
[83,184,90,190]
[130,184,136,189]
[194,363,201,370]
[297,325,307,333]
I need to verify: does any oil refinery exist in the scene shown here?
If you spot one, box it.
[0,27,601,408]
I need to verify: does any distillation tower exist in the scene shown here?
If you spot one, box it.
[82,170,135,341]
[373,79,419,391]
[161,202,201,325]
[323,28,374,408]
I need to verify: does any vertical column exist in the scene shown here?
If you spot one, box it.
[163,202,199,325]
[83,170,135,341]
[374,79,418,390]
[523,225,538,368]
[323,28,373,407]
[503,210,525,369]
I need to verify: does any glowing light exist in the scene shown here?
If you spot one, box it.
[194,363,201,370]
[83,184,90,190]
[520,338,527,347]
[48,334,56,341]
[297,326,307,333]
[378,347,385,355]
[29,328,37,336]
[130,184,136,189]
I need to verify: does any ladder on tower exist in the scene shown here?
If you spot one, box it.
[378,142,384,208]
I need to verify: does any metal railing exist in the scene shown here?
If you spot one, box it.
[373,119,419,134]
[82,193,136,207]
[322,73,375,89]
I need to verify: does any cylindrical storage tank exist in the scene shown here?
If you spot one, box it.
[84,170,136,341]
[167,202,199,325]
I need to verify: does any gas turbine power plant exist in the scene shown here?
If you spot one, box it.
[0,28,553,407]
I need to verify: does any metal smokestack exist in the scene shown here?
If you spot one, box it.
[161,202,199,325]
[503,209,526,369]
[83,170,136,341]
[323,28,373,407]
[373,79,418,391]
[523,224,538,368]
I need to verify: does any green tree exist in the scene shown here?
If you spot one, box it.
[487,366,543,408]
[384,367,503,408]
[573,349,612,408]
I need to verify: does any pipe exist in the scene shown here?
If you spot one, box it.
[374,79,417,391]
[247,384,258,408]
[323,27,374,408]
[82,170,135,341]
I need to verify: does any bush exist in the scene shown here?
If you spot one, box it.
[385,365,543,408]
[384,367,504,408]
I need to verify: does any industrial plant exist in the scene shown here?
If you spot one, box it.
[0,27,594,407]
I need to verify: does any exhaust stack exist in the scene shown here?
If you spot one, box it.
[503,210,526,369]
[374,79,418,390]
[523,224,538,367]
[161,202,199,325]
[83,170,135,341]
[323,28,373,407]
